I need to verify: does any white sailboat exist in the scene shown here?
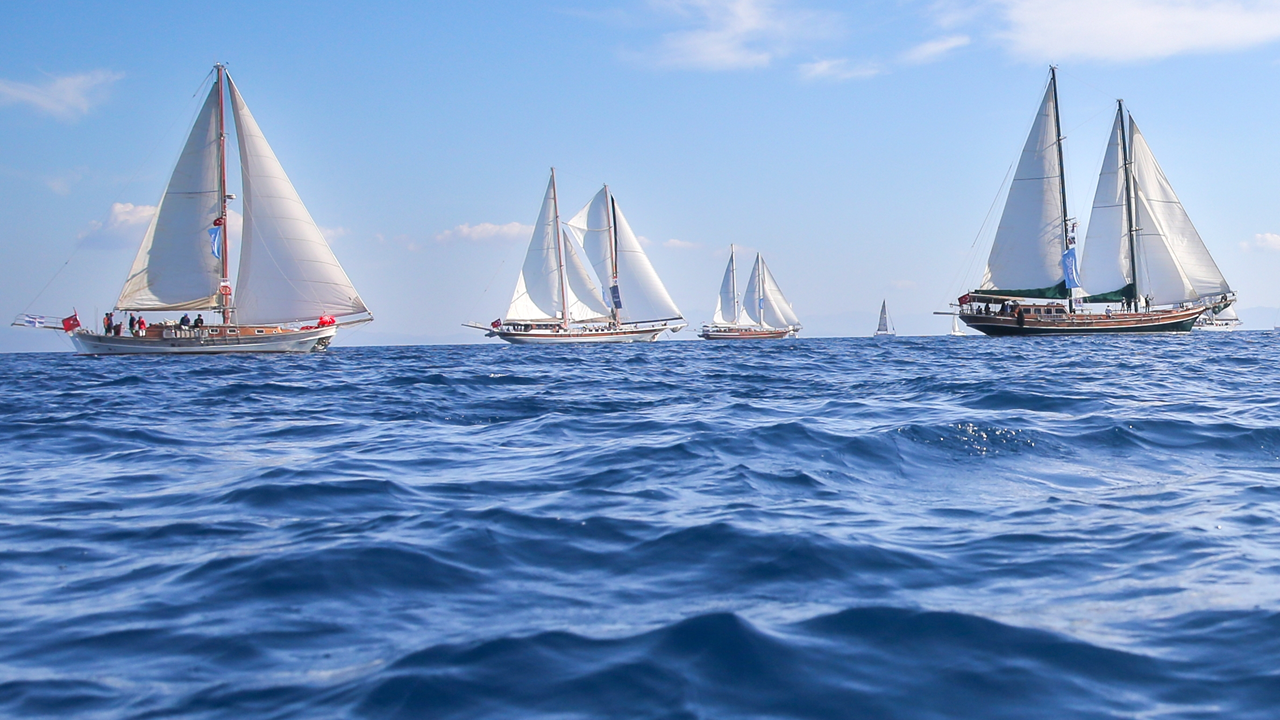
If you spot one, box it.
[874,300,895,336]
[950,314,965,336]
[1194,304,1242,331]
[699,246,801,339]
[465,171,686,344]
[18,65,371,354]
[956,68,1233,335]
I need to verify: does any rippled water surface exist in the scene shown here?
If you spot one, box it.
[3,335,1280,718]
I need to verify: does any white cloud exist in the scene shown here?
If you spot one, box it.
[636,234,654,246]
[319,225,349,240]
[649,0,836,70]
[664,238,700,249]
[0,70,124,120]
[901,35,971,64]
[798,58,883,81]
[434,222,532,243]
[1243,232,1280,251]
[990,0,1280,61]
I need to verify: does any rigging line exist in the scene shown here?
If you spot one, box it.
[24,73,217,314]
[941,159,1015,308]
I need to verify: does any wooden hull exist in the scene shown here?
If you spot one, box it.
[699,325,791,340]
[493,326,668,344]
[70,325,337,354]
[959,307,1203,336]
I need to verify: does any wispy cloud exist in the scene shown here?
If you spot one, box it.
[901,35,971,64]
[434,222,532,243]
[989,0,1280,61]
[648,0,837,70]
[664,238,700,249]
[1242,232,1280,252]
[0,70,124,120]
[798,58,882,81]
[319,225,349,240]
[45,167,87,195]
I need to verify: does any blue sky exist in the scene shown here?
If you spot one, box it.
[5,0,1280,351]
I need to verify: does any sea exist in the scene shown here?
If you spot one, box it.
[3,335,1280,719]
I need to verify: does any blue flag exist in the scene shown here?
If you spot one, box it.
[209,226,222,259]
[1062,247,1080,290]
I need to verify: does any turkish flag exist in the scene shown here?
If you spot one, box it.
[62,313,81,332]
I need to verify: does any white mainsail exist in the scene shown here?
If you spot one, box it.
[981,78,1067,295]
[507,173,610,323]
[228,75,368,325]
[116,80,223,311]
[741,254,798,329]
[710,247,739,325]
[876,300,893,334]
[1129,119,1231,305]
[1078,107,1132,299]
[566,187,683,324]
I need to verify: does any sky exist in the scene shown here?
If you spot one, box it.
[5,0,1280,351]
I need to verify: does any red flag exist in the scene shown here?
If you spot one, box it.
[317,315,336,327]
[62,313,81,332]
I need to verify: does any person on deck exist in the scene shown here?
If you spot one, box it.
[103,312,113,335]
[136,316,147,336]
[193,314,204,329]
[179,314,191,328]
[128,314,137,334]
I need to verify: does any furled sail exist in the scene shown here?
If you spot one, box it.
[710,248,738,325]
[567,189,682,325]
[981,78,1067,298]
[742,254,798,329]
[1129,119,1231,305]
[507,173,609,322]
[228,75,368,325]
[1078,107,1133,301]
[115,80,223,311]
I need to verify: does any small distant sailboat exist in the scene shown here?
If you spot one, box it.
[1194,304,1242,331]
[465,170,686,343]
[956,68,1233,335]
[874,300,895,337]
[949,314,965,336]
[699,246,801,339]
[14,65,371,354]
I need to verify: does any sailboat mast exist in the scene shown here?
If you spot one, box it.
[551,168,569,329]
[607,186,620,326]
[756,254,764,328]
[216,64,230,325]
[1119,101,1139,306]
[730,245,738,323]
[1049,66,1072,311]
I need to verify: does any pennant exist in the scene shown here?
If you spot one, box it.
[609,285,623,309]
[209,226,222,258]
[1062,247,1081,290]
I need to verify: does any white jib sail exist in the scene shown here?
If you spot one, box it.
[711,249,738,325]
[1215,304,1239,320]
[566,191,682,325]
[1078,107,1132,298]
[982,79,1066,294]
[877,301,891,333]
[116,80,223,311]
[741,254,795,329]
[507,174,609,323]
[227,75,368,325]
[1129,119,1231,304]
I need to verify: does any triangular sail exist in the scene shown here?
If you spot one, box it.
[115,79,223,311]
[1129,119,1230,305]
[711,248,737,325]
[227,74,368,325]
[760,257,800,328]
[1078,107,1133,299]
[1215,304,1239,321]
[507,173,609,323]
[566,188,618,311]
[877,301,890,333]
[980,77,1068,297]
[741,254,795,329]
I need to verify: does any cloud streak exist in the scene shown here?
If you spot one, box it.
[0,70,124,120]
[649,0,837,70]
[798,58,882,81]
[989,0,1280,61]
[901,35,971,64]
[435,222,532,243]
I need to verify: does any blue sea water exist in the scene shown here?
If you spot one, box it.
[2,335,1280,719]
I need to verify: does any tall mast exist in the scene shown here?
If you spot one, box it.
[730,244,738,323]
[607,186,620,326]
[1049,66,1071,311]
[1120,101,1139,305]
[551,168,569,329]
[216,64,230,324]
[756,253,764,328]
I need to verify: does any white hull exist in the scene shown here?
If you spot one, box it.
[70,326,337,355]
[1192,323,1239,332]
[495,326,667,345]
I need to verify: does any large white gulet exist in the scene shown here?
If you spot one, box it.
[699,246,801,339]
[466,170,686,344]
[16,65,371,353]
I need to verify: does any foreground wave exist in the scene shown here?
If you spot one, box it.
[2,335,1280,718]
